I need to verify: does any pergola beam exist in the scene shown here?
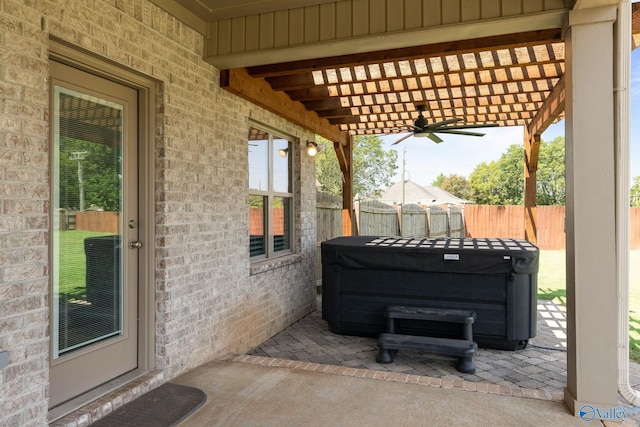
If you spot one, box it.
[220,68,354,233]
[220,68,350,148]
[523,74,565,243]
[246,29,562,78]
[527,75,566,139]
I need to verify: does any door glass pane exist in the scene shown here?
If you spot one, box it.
[52,86,124,359]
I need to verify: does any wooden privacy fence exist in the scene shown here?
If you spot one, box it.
[463,205,566,249]
[316,198,640,250]
[446,205,640,250]
[316,192,466,241]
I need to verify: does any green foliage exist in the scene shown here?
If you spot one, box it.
[436,174,471,200]
[631,176,640,207]
[468,137,565,205]
[315,135,398,199]
[537,136,565,205]
[59,137,121,211]
[469,144,524,204]
[431,173,446,187]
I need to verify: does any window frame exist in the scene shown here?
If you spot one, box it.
[248,124,296,261]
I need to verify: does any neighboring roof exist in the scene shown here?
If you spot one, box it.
[378,180,469,206]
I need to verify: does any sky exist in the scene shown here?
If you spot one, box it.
[380,44,640,187]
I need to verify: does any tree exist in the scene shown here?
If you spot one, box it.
[468,161,503,204]
[631,176,640,207]
[315,135,398,199]
[431,173,446,187]
[59,137,121,211]
[537,136,565,205]
[432,174,471,200]
[469,144,524,204]
[467,138,565,206]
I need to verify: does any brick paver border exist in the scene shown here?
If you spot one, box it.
[232,354,564,402]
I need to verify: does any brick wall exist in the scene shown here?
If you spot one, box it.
[0,1,316,425]
[0,1,51,425]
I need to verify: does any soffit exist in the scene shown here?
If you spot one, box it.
[172,0,337,20]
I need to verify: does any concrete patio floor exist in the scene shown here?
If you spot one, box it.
[165,296,640,426]
[66,296,640,426]
[173,358,600,426]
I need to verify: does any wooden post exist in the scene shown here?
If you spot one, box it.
[524,73,564,244]
[335,136,354,236]
[524,130,540,244]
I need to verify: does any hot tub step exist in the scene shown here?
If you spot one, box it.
[377,333,478,373]
[384,305,476,341]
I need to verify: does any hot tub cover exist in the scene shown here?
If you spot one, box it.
[321,236,539,275]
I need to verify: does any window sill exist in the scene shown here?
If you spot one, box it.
[250,253,303,275]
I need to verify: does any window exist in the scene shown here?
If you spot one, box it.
[248,126,293,259]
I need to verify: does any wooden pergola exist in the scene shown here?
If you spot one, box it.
[215,3,640,242]
[222,28,570,240]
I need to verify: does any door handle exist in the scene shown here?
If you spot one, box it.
[128,240,143,249]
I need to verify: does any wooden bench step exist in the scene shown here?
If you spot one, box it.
[385,305,476,324]
[377,333,478,374]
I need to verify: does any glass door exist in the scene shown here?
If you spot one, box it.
[49,61,139,408]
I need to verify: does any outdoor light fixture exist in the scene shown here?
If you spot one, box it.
[278,148,288,158]
[306,141,319,157]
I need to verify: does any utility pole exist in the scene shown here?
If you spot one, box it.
[70,151,88,211]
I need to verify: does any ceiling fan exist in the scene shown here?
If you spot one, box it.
[391,105,500,145]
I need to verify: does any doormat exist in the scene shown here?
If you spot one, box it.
[91,383,207,427]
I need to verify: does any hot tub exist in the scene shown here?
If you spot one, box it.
[321,236,539,350]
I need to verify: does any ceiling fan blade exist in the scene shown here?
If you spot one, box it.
[427,117,462,130]
[426,133,443,143]
[436,129,486,137]
[390,133,413,145]
[438,123,500,130]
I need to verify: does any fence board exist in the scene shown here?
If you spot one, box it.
[400,204,428,237]
[536,206,565,249]
[633,208,640,250]
[316,192,343,286]
[449,206,465,238]
[428,206,448,238]
[357,200,399,236]
[464,205,525,239]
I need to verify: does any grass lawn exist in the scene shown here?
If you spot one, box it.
[538,249,640,361]
[57,230,115,298]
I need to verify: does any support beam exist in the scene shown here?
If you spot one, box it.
[524,129,540,244]
[523,74,565,244]
[220,68,349,147]
[246,29,562,78]
[528,75,566,138]
[335,137,354,236]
